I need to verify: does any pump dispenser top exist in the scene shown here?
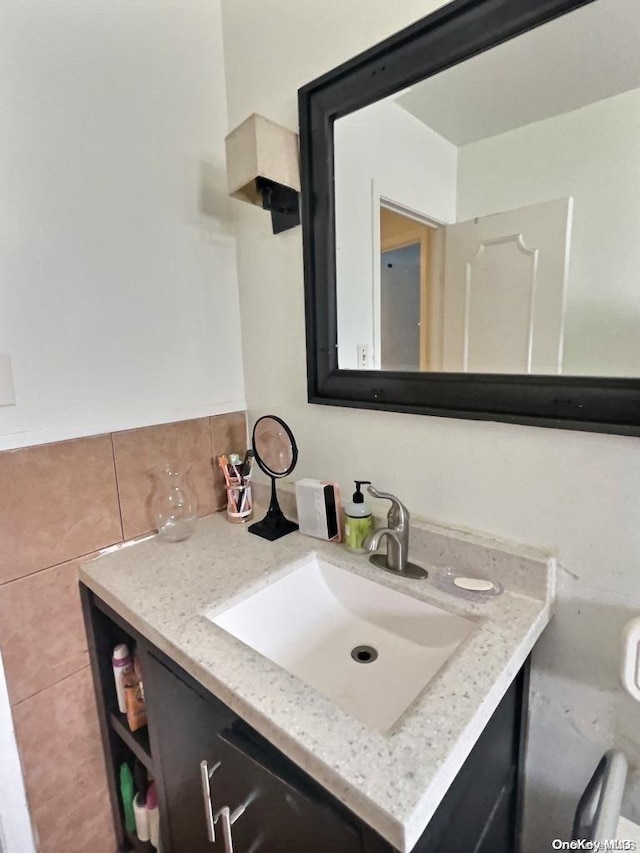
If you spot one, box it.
[352,480,370,504]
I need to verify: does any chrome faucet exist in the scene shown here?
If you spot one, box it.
[362,486,428,580]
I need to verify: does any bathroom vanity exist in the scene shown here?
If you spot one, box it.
[79,513,554,852]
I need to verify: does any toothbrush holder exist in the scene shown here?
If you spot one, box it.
[226,481,253,524]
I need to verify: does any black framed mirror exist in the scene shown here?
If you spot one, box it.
[299,0,640,436]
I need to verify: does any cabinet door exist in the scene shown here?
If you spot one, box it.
[145,653,234,852]
[214,726,361,853]
[409,666,525,853]
[145,653,361,853]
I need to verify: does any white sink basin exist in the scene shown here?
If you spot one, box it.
[208,556,474,731]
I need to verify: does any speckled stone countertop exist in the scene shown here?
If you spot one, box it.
[79,512,555,852]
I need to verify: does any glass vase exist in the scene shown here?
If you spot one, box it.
[150,464,198,543]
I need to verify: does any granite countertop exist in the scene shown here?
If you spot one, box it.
[79,512,555,852]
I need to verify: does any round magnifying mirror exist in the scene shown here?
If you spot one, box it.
[253,415,298,478]
[249,415,299,541]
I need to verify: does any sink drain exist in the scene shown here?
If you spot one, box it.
[351,645,378,664]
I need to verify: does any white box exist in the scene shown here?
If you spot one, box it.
[294,479,340,541]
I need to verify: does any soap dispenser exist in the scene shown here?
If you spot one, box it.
[344,480,373,553]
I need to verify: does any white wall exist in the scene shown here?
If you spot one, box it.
[0,651,35,853]
[457,87,640,377]
[221,1,640,850]
[0,0,245,451]
[335,100,457,368]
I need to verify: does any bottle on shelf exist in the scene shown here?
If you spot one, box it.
[119,762,136,834]
[147,781,159,849]
[112,644,133,714]
[123,659,147,732]
[133,760,150,842]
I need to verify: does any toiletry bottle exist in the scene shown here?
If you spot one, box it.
[112,644,133,714]
[147,781,159,849]
[133,792,150,843]
[133,760,150,842]
[344,480,373,553]
[119,762,136,833]
[123,663,147,733]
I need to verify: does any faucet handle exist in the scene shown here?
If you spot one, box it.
[366,486,409,527]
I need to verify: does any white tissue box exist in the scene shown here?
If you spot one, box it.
[294,479,341,541]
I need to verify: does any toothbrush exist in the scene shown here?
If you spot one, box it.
[228,453,242,483]
[240,449,254,483]
[217,455,232,487]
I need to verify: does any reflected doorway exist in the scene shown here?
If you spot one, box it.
[379,204,444,371]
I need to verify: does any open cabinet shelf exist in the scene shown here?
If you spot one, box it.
[81,588,167,853]
[109,711,154,775]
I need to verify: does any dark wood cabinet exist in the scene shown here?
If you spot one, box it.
[145,652,361,853]
[81,585,529,853]
[410,674,523,853]
[142,653,232,852]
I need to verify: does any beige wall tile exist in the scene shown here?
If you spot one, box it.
[112,418,217,540]
[2,414,249,852]
[13,667,117,853]
[0,436,122,585]
[210,412,248,509]
[0,559,90,706]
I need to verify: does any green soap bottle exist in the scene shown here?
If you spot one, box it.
[344,480,373,553]
[119,762,136,833]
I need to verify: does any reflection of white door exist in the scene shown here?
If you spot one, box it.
[442,197,573,373]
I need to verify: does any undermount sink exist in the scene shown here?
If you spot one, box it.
[207,556,475,731]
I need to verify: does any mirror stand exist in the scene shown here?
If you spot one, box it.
[249,477,299,541]
[248,414,300,541]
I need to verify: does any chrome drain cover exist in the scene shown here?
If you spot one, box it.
[351,645,378,664]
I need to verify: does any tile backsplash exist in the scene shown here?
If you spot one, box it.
[0,435,122,586]
[0,411,247,852]
[0,557,90,707]
[114,416,218,540]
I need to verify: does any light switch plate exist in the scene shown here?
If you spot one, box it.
[356,344,369,369]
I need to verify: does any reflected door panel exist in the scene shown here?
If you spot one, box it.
[380,245,420,370]
[378,206,442,371]
[442,197,572,374]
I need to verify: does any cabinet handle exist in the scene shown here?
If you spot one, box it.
[215,803,246,853]
[200,759,221,842]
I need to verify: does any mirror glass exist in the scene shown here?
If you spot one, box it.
[334,0,640,377]
[252,415,297,477]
